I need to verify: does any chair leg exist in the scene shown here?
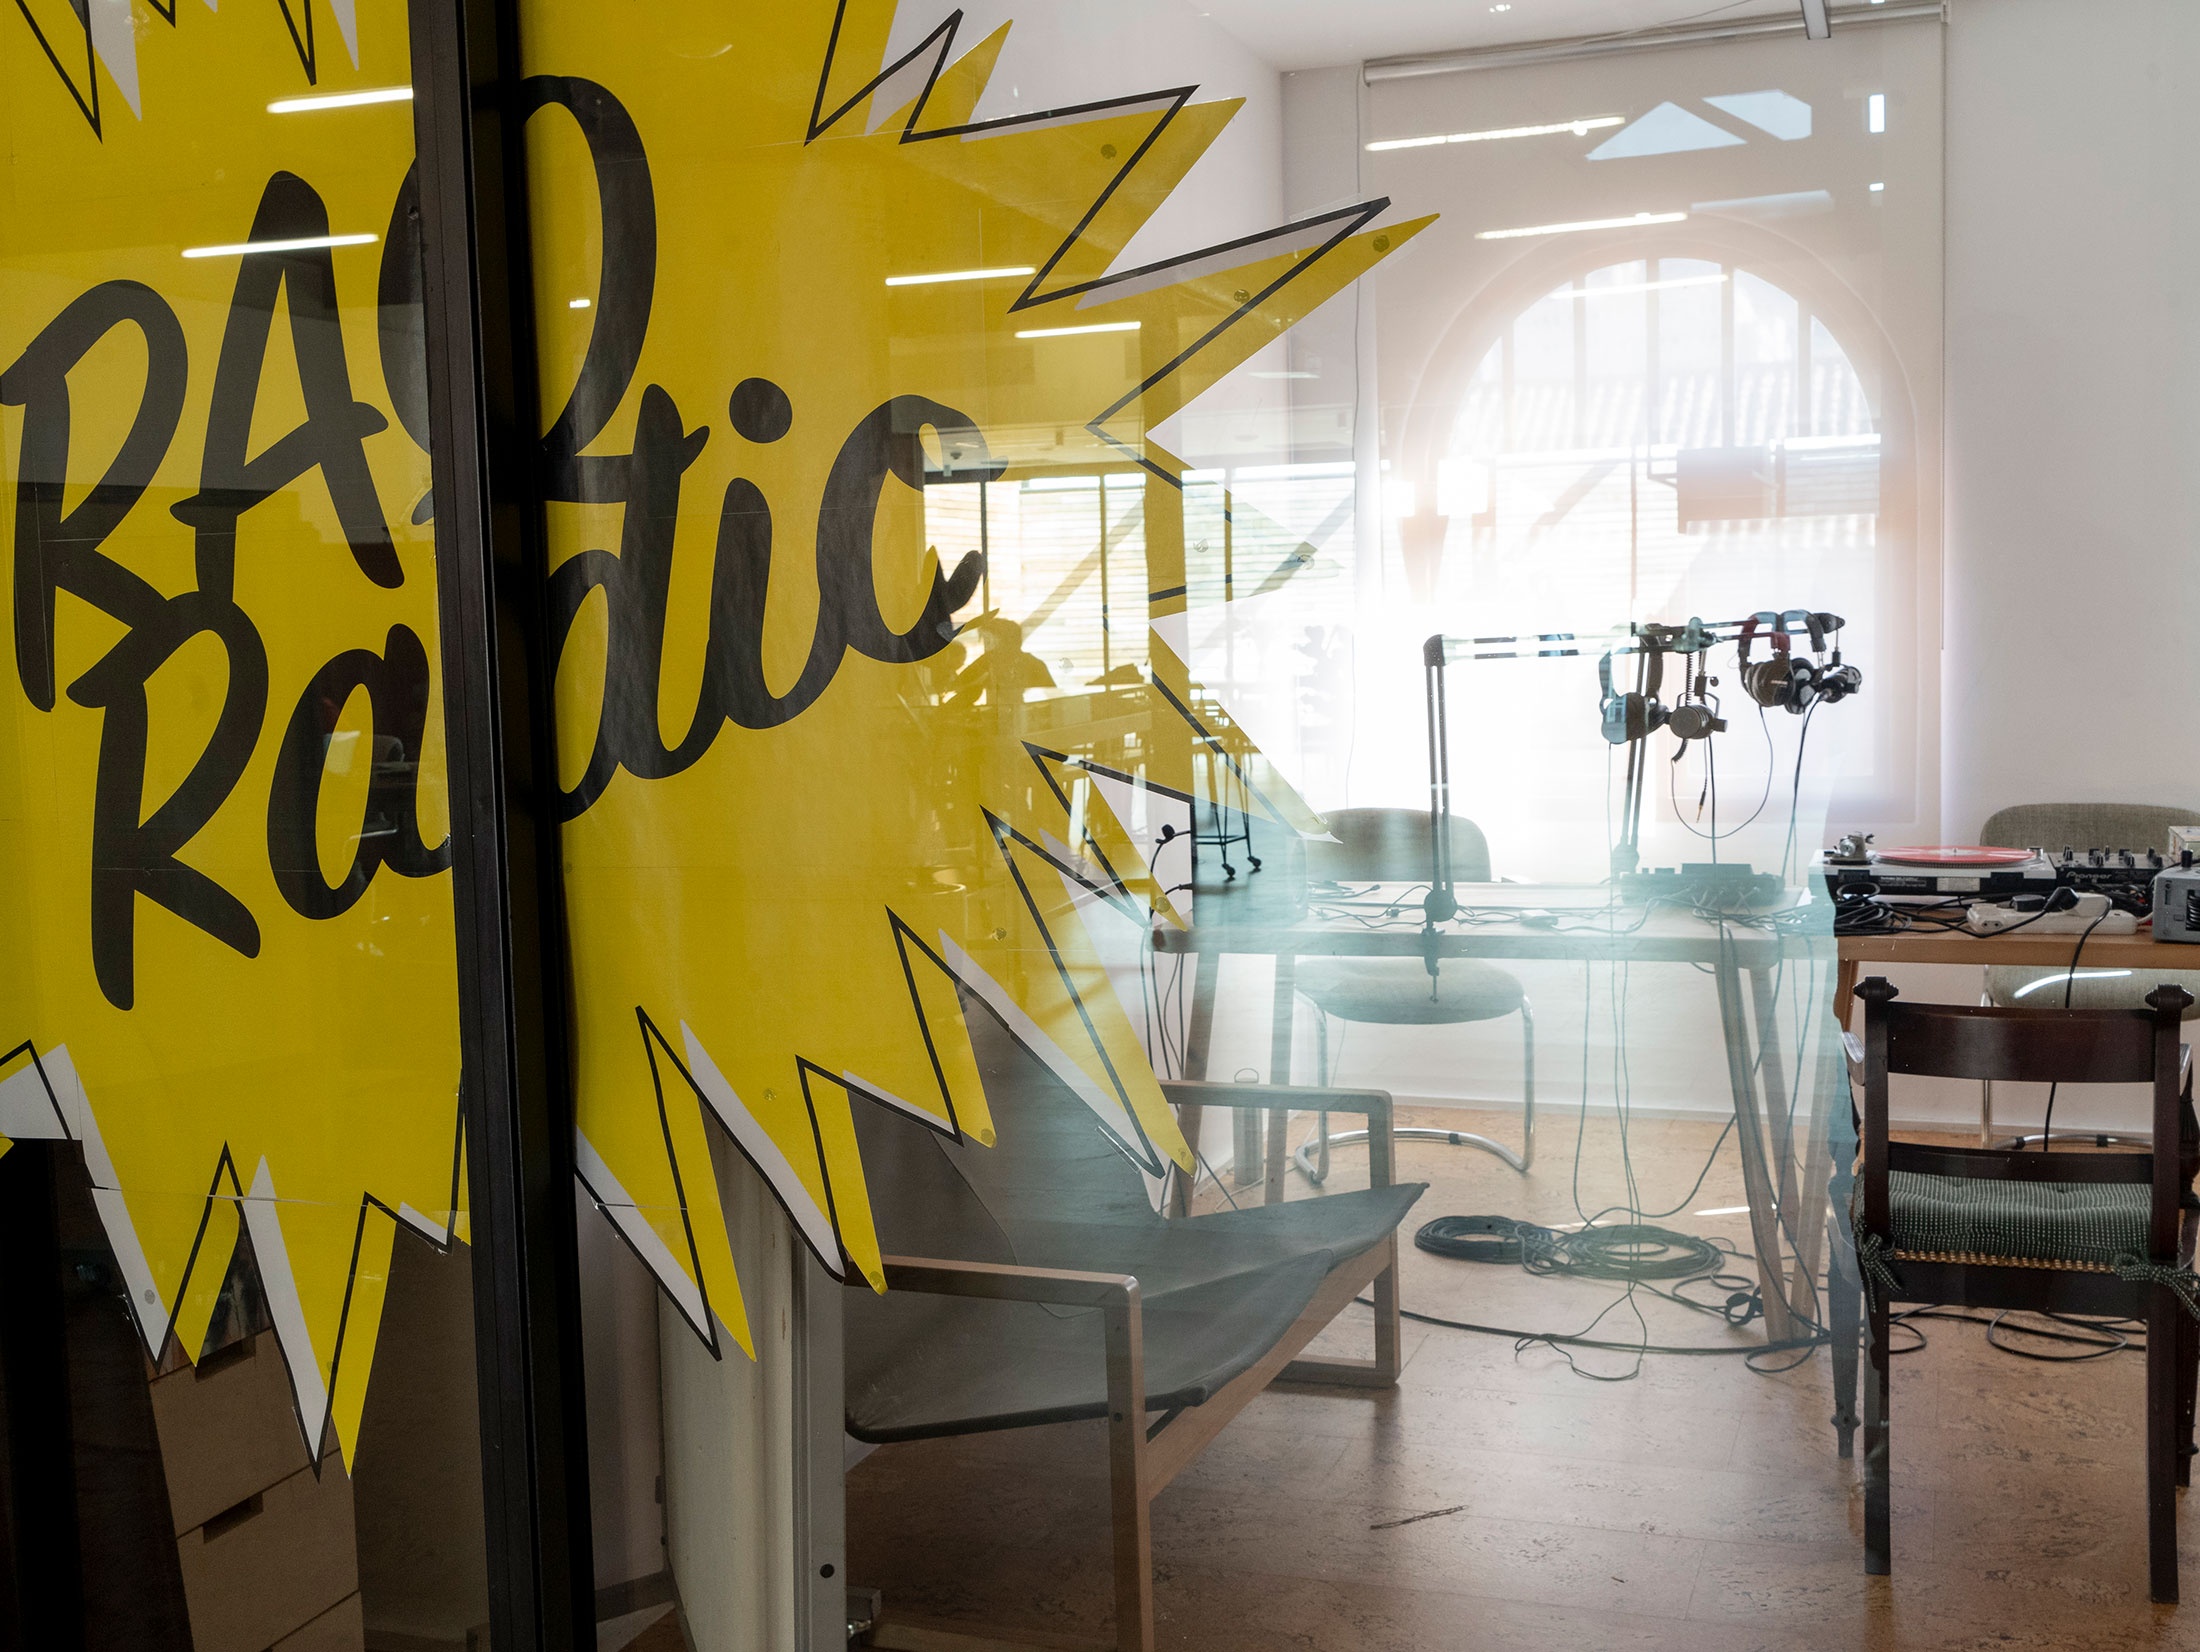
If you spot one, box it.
[1864,1295,1892,1575]
[1517,997,1537,1172]
[1298,1014,1333,1186]
[2150,1293,2181,1604]
[1102,1302,1156,1651]
[1980,1077,1995,1147]
[1827,1212,1860,1460]
[2179,1308,2198,1491]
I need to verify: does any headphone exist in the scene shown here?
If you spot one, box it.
[1815,632,1863,704]
[1738,610,1821,714]
[1599,638,1667,744]
[1738,610,1865,714]
[1667,658,1727,742]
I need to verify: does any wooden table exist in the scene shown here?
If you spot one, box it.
[1155,881,1830,1342]
[1834,929,2200,1028]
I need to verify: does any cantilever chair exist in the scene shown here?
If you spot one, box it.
[1974,803,2200,1146]
[1293,807,1535,1182]
[842,1001,1425,1652]
[1832,978,2200,1601]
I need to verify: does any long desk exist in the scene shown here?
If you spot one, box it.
[1155,881,1831,1341]
[1834,929,2200,1026]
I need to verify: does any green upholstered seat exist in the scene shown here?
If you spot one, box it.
[1885,1171,2148,1269]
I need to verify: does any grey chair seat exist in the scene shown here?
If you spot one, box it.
[1985,965,2200,1017]
[845,1182,1424,1441]
[1297,956,1525,1026]
[842,1000,1425,1444]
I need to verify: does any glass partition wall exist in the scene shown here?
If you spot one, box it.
[0,2,490,1647]
[0,2,2004,1649]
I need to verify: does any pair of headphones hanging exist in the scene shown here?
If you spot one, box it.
[1599,635,1667,743]
[1667,656,1727,742]
[1737,609,1859,714]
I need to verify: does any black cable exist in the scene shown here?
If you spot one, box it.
[1889,1306,2139,1361]
[1669,703,1776,844]
[2038,910,2110,1149]
[1777,702,1818,887]
[1352,1296,1823,1361]
[1414,1214,1730,1282]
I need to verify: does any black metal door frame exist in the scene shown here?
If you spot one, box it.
[405,0,597,1645]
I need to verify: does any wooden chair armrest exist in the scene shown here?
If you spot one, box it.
[1160,1080,1393,1126]
[1160,1082,1397,1191]
[874,1254,1138,1309]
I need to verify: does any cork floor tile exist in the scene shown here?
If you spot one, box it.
[848,1111,2198,1649]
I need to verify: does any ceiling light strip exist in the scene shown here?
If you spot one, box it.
[1365,115,1622,153]
[1015,321,1141,339]
[182,233,379,259]
[1475,211,1686,242]
[268,86,413,113]
[885,265,1038,287]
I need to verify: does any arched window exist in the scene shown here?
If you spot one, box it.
[1434,256,1880,644]
[1374,251,1909,877]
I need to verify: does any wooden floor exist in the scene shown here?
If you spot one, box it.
[847,1106,2200,1650]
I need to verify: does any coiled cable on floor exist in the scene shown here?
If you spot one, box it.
[1415,1214,1728,1283]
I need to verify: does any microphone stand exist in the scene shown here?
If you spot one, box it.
[1419,610,1849,917]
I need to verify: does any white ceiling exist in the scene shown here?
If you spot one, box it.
[1189,0,1805,74]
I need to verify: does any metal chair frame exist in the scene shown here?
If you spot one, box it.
[1295,995,1536,1181]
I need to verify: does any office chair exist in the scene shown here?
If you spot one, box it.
[1975,803,2200,1146]
[1293,808,1535,1181]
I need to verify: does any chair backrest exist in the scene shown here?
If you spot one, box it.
[1853,977,2191,1256]
[851,988,1165,1267]
[1308,807,1492,884]
[1979,802,2198,855]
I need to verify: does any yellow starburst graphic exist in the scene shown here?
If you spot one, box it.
[2,0,457,1464]
[0,0,1427,1468]
[527,0,1429,1349]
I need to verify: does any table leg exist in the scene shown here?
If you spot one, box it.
[1787,950,1845,1320]
[1715,950,1796,1341]
[1265,954,1297,1204]
[1169,954,1219,1217]
[1832,954,1859,1035]
[1749,964,1800,1224]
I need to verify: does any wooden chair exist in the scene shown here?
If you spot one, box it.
[843,1007,1424,1652]
[1844,977,2200,1600]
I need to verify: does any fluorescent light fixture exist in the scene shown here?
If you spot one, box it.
[2013,969,2132,999]
[1367,115,1622,153]
[1867,92,1886,133]
[1694,1205,1751,1217]
[1015,321,1140,339]
[1476,210,1686,241]
[1868,181,1885,193]
[1490,3,1511,10]
[182,233,377,259]
[885,265,1036,287]
[268,85,412,113]
[569,297,592,308]
[1800,0,1831,39]
[1568,272,1726,299]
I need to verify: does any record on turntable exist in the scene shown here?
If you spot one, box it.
[1870,845,2039,870]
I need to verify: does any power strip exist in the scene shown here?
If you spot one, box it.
[1966,896,2138,936]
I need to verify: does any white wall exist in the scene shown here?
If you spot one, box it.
[1941,0,2200,838]
[882,0,1283,269]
